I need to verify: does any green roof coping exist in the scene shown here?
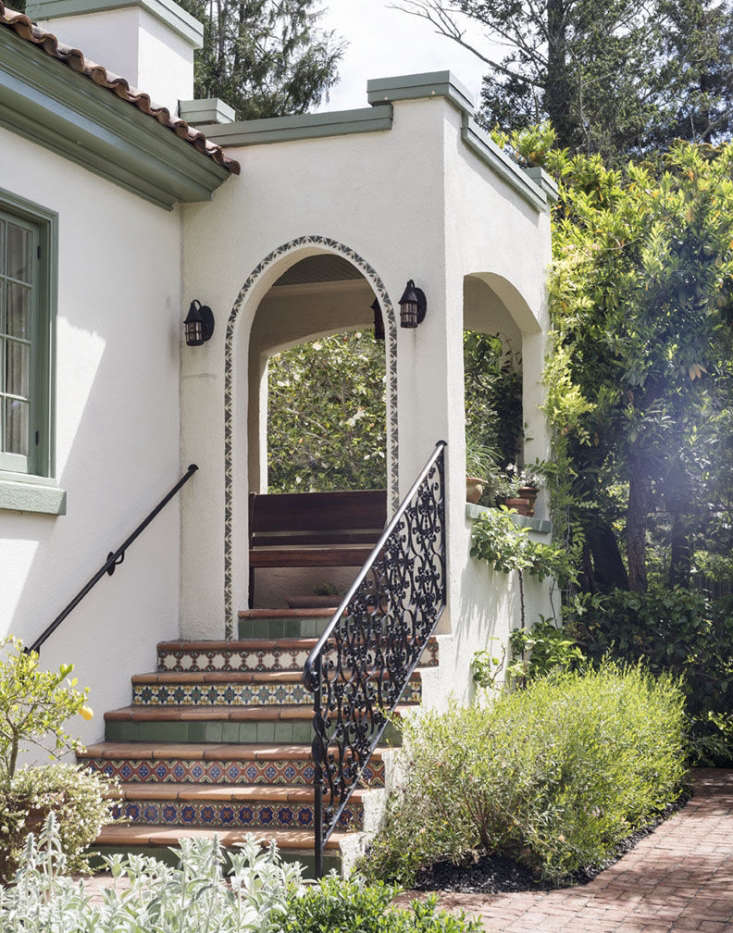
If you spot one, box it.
[461,116,548,212]
[524,165,559,203]
[179,97,235,126]
[0,476,66,515]
[367,70,474,115]
[199,105,393,147]
[466,502,552,535]
[26,0,204,48]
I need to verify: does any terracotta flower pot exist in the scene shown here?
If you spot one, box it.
[466,476,485,504]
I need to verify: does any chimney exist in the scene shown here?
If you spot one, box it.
[25,0,204,116]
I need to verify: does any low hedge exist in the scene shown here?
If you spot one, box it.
[361,663,687,885]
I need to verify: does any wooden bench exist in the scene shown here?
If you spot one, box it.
[248,490,387,605]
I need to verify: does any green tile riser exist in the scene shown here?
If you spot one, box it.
[89,846,342,878]
[239,617,332,639]
[105,719,404,746]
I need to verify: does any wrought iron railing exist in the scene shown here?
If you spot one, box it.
[27,465,198,654]
[303,441,447,875]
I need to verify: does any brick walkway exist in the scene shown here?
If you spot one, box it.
[409,770,733,932]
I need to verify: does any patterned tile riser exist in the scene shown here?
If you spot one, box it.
[84,757,385,788]
[157,641,439,674]
[111,800,361,832]
[132,680,422,707]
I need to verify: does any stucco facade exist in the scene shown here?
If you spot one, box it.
[1,0,555,752]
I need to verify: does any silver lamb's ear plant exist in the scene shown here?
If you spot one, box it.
[1,818,305,933]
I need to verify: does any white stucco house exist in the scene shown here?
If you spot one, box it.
[0,0,557,874]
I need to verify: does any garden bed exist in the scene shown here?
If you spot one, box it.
[413,795,690,895]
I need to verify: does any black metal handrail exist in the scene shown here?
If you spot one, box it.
[27,465,199,654]
[303,441,447,876]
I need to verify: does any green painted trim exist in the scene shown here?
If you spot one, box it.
[200,105,393,147]
[461,116,548,213]
[524,165,559,203]
[26,0,203,48]
[0,187,58,480]
[0,475,66,514]
[178,97,235,125]
[367,70,474,115]
[466,502,552,535]
[0,29,231,209]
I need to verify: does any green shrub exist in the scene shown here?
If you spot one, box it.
[0,763,115,882]
[282,876,481,933]
[568,585,733,764]
[360,664,687,885]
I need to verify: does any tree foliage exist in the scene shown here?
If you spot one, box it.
[267,331,387,493]
[396,0,732,159]
[168,0,344,120]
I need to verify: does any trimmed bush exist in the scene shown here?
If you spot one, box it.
[361,664,687,885]
[282,876,481,933]
[0,763,115,882]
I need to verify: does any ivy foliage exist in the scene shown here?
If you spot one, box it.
[267,331,387,493]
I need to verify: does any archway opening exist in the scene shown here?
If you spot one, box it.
[246,253,390,608]
[463,274,531,511]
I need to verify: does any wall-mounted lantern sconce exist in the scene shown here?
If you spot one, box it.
[184,300,215,346]
[371,298,385,342]
[398,279,427,329]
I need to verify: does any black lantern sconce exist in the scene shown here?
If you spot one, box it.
[184,299,215,346]
[398,279,427,329]
[371,298,385,342]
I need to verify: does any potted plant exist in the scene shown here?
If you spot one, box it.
[502,465,540,516]
[465,434,500,504]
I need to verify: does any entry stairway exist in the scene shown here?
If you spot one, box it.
[79,608,440,876]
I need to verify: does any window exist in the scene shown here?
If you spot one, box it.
[0,192,56,479]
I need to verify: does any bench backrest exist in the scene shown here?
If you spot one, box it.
[249,490,387,548]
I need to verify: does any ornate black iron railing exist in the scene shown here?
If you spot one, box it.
[303,441,447,875]
[27,465,198,654]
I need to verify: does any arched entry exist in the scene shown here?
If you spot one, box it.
[223,236,398,635]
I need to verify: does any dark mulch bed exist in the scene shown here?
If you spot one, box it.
[413,793,691,895]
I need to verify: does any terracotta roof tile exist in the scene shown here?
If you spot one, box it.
[0,1,240,175]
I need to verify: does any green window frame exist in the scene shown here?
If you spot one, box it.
[0,189,57,481]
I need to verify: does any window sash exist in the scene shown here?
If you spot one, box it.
[0,207,44,475]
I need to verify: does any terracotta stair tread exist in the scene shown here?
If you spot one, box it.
[134,671,312,684]
[96,824,347,850]
[105,705,314,722]
[111,783,367,803]
[158,638,319,651]
[81,742,387,761]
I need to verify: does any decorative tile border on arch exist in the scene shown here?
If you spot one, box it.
[224,236,399,638]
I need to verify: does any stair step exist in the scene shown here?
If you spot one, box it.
[132,671,422,708]
[250,546,372,568]
[91,825,358,876]
[104,705,407,746]
[79,742,387,787]
[109,783,367,832]
[157,636,439,673]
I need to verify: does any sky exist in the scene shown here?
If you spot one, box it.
[318,1,493,113]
